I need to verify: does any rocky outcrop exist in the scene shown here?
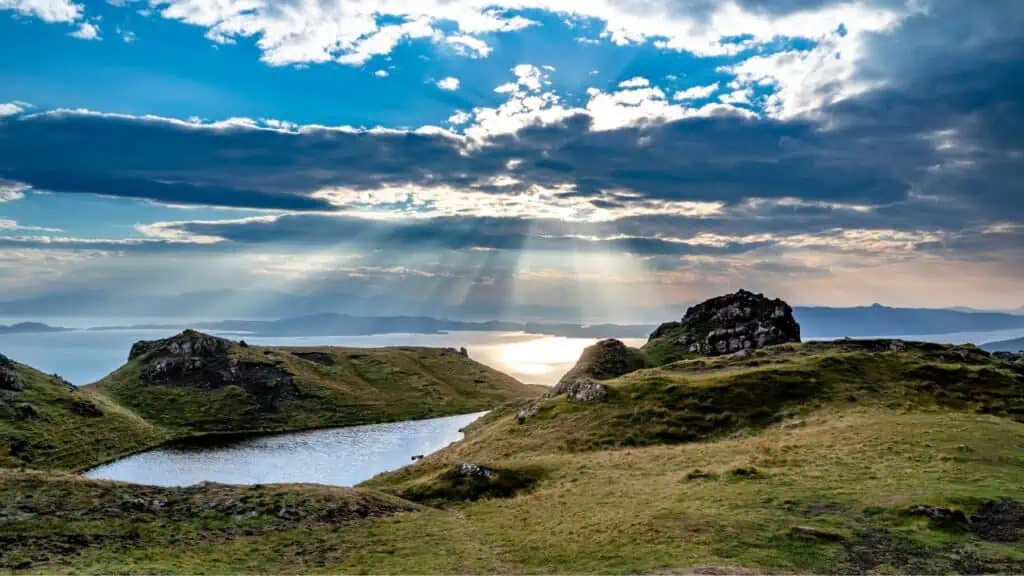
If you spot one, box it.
[129,329,232,361]
[129,330,297,410]
[454,461,498,480]
[0,354,21,392]
[555,339,647,388]
[517,402,540,424]
[548,377,609,403]
[647,289,801,357]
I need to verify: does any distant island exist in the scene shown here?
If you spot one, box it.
[76,305,1024,340]
[0,322,70,335]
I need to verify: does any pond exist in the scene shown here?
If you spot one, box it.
[84,411,486,487]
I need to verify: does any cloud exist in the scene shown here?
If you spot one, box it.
[673,82,720,101]
[436,76,461,91]
[131,0,912,68]
[618,77,650,89]
[0,102,27,117]
[374,69,389,78]
[0,0,80,22]
[0,218,62,232]
[0,182,27,202]
[69,20,100,40]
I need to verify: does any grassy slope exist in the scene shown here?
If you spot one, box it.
[89,343,539,436]
[2,341,1022,573]
[0,361,170,472]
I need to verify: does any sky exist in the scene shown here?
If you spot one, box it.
[0,0,1022,321]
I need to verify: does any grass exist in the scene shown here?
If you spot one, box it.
[2,340,1023,573]
[0,362,171,472]
[91,343,538,437]
[3,332,540,474]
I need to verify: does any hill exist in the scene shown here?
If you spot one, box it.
[86,329,539,436]
[982,336,1024,353]
[3,296,1024,573]
[1,353,169,471]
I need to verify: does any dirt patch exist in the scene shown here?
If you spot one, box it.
[292,352,337,366]
[971,498,1024,542]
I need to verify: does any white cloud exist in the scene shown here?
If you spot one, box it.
[0,219,63,232]
[69,20,100,40]
[116,26,136,42]
[447,110,472,125]
[445,34,492,58]
[618,76,650,89]
[140,0,912,70]
[0,183,27,203]
[458,64,757,140]
[308,183,724,222]
[719,88,752,105]
[0,0,80,22]
[0,102,28,117]
[374,69,389,78]
[673,82,719,101]
[436,76,460,91]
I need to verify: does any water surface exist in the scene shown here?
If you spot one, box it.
[84,411,486,487]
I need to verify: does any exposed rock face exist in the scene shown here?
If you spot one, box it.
[554,339,647,389]
[648,289,801,357]
[129,329,232,361]
[548,377,609,403]
[129,330,297,411]
[0,354,21,392]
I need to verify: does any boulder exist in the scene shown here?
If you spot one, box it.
[0,353,20,391]
[453,461,498,480]
[549,377,609,403]
[647,289,801,357]
[0,368,21,392]
[129,330,297,411]
[554,339,647,388]
[517,402,540,424]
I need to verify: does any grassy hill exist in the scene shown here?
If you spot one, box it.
[86,330,539,437]
[2,330,538,474]
[0,355,170,472]
[2,339,1022,573]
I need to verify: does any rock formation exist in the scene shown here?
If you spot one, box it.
[647,289,801,357]
[553,339,647,390]
[128,330,297,410]
[0,353,21,392]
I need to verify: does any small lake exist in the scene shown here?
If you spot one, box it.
[84,411,486,487]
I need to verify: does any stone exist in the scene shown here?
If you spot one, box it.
[70,399,103,418]
[907,505,969,529]
[0,368,21,392]
[411,454,424,461]
[14,403,39,420]
[647,289,801,358]
[517,402,540,424]
[454,461,497,480]
[553,338,647,388]
[548,377,609,403]
[129,330,297,411]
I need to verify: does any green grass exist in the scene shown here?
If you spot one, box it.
[91,343,539,437]
[2,340,1023,573]
[0,363,170,472]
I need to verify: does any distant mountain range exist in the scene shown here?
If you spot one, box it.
[5,303,1024,341]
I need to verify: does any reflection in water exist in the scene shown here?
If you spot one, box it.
[84,411,486,487]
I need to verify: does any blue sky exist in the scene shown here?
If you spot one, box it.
[1,0,1022,320]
